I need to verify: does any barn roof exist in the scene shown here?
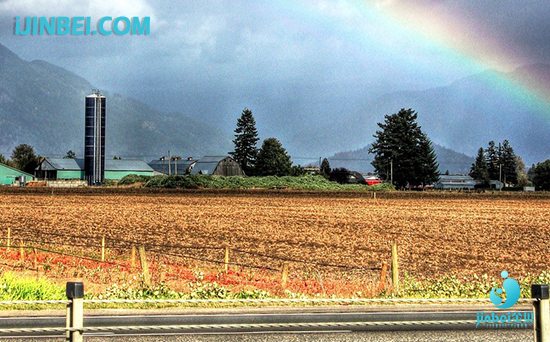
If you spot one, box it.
[190,156,230,175]
[148,159,197,175]
[38,158,153,172]
[39,158,84,171]
[438,175,475,183]
[107,160,153,172]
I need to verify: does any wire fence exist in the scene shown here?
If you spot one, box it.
[0,226,384,275]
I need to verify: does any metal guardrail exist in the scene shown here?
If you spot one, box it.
[82,298,536,304]
[0,282,548,341]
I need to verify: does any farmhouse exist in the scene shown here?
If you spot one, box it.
[36,158,154,181]
[190,156,244,176]
[0,162,34,185]
[148,158,197,175]
[434,175,476,190]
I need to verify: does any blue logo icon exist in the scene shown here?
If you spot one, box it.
[490,271,520,309]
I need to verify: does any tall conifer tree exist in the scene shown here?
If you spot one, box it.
[369,108,439,188]
[229,108,259,176]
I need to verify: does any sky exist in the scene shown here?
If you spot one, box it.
[1,0,550,157]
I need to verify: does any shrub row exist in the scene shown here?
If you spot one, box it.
[118,174,394,191]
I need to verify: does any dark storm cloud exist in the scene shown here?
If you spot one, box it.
[0,0,549,157]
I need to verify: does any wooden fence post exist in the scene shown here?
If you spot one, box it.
[391,241,399,291]
[281,262,289,287]
[101,236,106,262]
[224,246,229,272]
[7,227,11,251]
[138,246,151,287]
[379,262,388,292]
[33,248,38,270]
[131,245,136,268]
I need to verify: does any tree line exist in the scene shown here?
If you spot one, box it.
[3,107,549,190]
[469,140,550,190]
[229,106,550,190]
[229,107,441,187]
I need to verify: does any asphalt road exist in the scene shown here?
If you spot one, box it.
[0,307,534,341]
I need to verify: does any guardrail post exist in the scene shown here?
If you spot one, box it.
[66,282,84,342]
[532,284,550,342]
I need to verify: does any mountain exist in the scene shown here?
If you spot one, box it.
[288,64,550,165]
[327,144,474,174]
[0,43,232,160]
[1,40,548,166]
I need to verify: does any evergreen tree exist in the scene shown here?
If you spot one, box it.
[470,147,490,186]
[255,138,292,176]
[528,163,536,183]
[415,132,440,186]
[0,154,6,165]
[501,140,517,185]
[320,158,331,177]
[483,140,518,185]
[229,108,259,176]
[486,141,500,180]
[532,160,550,190]
[11,144,38,174]
[368,108,439,188]
[64,150,76,159]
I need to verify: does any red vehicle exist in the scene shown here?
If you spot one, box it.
[364,176,382,186]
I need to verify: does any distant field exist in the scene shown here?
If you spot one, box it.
[1,189,549,281]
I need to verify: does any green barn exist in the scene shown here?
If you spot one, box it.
[0,163,35,185]
[36,158,154,181]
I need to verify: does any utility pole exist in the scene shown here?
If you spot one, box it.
[175,156,178,175]
[168,150,171,175]
[498,142,502,191]
[390,158,393,186]
[499,163,502,191]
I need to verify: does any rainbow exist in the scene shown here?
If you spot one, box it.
[286,0,550,115]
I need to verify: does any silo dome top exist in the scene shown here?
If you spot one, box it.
[87,89,105,98]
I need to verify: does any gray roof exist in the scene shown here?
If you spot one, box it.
[438,175,474,182]
[106,160,153,172]
[148,159,197,175]
[190,156,228,175]
[39,158,153,172]
[39,158,84,171]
